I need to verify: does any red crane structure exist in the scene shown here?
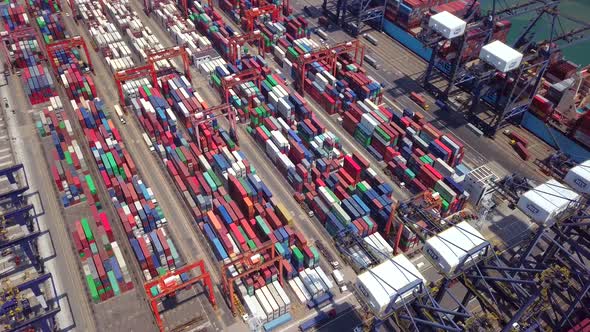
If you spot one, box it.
[148,46,192,82]
[221,241,284,315]
[45,36,93,74]
[144,260,216,332]
[227,31,266,65]
[220,67,262,105]
[242,4,280,32]
[114,64,156,105]
[295,39,365,95]
[0,27,45,73]
[190,103,238,151]
[386,191,441,255]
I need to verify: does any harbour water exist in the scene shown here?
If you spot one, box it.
[481,0,590,66]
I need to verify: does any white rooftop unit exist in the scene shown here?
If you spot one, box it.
[423,221,490,276]
[479,40,523,72]
[428,11,467,39]
[564,160,590,194]
[356,255,425,316]
[517,179,580,227]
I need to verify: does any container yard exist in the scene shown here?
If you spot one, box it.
[0,0,589,330]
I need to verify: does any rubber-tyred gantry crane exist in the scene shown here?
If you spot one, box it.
[148,46,192,82]
[45,36,93,74]
[114,64,157,105]
[243,4,280,32]
[190,103,238,151]
[221,241,283,315]
[228,31,266,65]
[144,260,216,332]
[295,40,364,95]
[220,67,261,104]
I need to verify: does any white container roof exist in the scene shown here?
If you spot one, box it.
[356,254,425,315]
[424,221,488,275]
[517,179,580,226]
[564,160,590,194]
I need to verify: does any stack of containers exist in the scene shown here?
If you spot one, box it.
[52,48,96,101]
[0,2,29,31]
[75,214,134,302]
[34,10,66,44]
[153,0,212,63]
[74,0,135,72]
[72,97,182,279]
[37,97,98,207]
[103,0,171,71]
[0,2,55,104]
[188,0,237,60]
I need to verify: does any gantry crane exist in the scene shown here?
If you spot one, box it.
[148,46,192,82]
[294,40,364,95]
[0,273,61,332]
[220,67,262,105]
[322,0,387,35]
[189,103,238,151]
[419,0,559,101]
[114,64,157,106]
[144,260,215,332]
[227,31,266,65]
[242,5,280,32]
[45,36,93,74]
[221,241,283,315]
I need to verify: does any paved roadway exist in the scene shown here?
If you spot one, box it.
[1,71,95,331]
[57,5,229,330]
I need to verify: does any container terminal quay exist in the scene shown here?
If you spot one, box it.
[0,0,589,331]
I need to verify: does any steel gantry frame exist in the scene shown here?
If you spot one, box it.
[190,103,238,151]
[322,0,387,35]
[220,67,262,104]
[243,5,280,32]
[45,36,93,74]
[419,0,559,102]
[143,260,216,332]
[148,46,192,82]
[295,40,365,95]
[227,31,266,65]
[221,241,283,315]
[114,64,157,105]
[1,273,61,332]
[337,225,471,332]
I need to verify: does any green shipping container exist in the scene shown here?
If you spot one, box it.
[90,242,98,254]
[86,275,99,301]
[203,172,217,192]
[108,271,121,296]
[291,246,304,264]
[247,239,257,251]
[64,151,73,165]
[255,216,271,235]
[167,239,180,262]
[404,168,415,180]
[85,175,96,195]
[81,218,94,241]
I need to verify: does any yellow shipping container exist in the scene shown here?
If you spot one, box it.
[276,202,293,225]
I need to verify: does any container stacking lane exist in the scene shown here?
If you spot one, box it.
[57,4,229,330]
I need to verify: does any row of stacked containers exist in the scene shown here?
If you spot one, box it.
[67,0,188,282]
[0,1,55,104]
[22,0,137,302]
[37,96,134,302]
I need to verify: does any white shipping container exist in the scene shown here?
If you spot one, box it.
[288,279,307,304]
[272,281,291,312]
[261,286,279,319]
[293,276,312,302]
[314,266,334,290]
[255,289,273,320]
[267,283,285,316]
[298,270,318,297]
